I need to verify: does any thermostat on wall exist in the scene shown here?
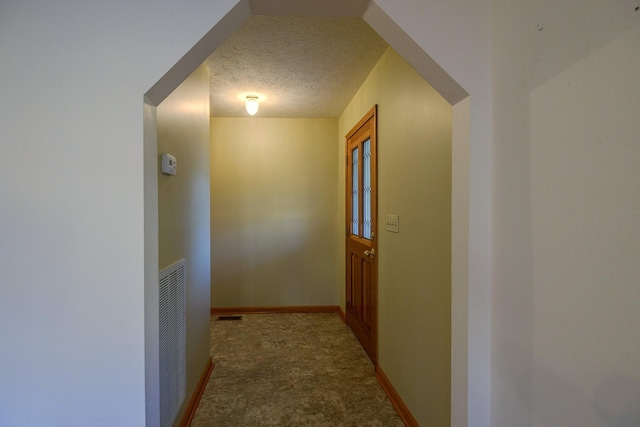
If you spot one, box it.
[161,153,177,176]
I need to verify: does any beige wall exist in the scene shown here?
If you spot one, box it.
[157,64,211,425]
[210,118,339,307]
[339,47,453,426]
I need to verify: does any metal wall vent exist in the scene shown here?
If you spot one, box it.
[216,315,243,321]
[159,259,186,427]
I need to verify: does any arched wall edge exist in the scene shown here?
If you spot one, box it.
[142,1,486,426]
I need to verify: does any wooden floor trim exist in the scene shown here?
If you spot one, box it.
[179,357,214,427]
[337,306,346,323]
[375,367,419,427]
[211,306,340,315]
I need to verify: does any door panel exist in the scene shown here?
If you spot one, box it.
[352,253,362,317]
[345,106,377,365]
[363,260,371,328]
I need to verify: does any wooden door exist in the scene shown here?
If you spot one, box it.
[345,106,377,365]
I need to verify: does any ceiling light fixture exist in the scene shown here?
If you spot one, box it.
[245,96,259,116]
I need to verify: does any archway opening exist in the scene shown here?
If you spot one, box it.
[143,1,471,425]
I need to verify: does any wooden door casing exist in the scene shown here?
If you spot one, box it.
[345,105,377,366]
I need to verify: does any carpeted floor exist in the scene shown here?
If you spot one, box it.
[191,313,404,426]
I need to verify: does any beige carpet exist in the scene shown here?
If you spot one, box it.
[192,313,404,426]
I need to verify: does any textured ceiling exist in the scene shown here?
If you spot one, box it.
[204,16,388,118]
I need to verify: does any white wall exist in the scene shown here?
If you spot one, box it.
[210,118,338,307]
[491,2,640,425]
[0,1,238,426]
[156,64,211,425]
[8,1,635,426]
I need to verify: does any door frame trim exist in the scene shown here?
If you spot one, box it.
[345,105,378,366]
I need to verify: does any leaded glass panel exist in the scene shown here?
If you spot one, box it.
[351,147,359,236]
[363,138,372,239]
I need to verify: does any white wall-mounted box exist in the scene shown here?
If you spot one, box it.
[161,153,177,176]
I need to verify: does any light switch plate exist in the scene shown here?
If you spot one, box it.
[385,214,399,233]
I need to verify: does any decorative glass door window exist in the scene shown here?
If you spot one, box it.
[351,147,359,236]
[350,139,372,240]
[363,138,372,239]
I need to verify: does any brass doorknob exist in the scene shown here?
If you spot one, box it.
[364,249,375,258]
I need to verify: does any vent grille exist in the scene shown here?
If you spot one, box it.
[216,315,243,321]
[159,259,186,427]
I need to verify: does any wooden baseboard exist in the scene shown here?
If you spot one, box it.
[337,306,346,323]
[211,306,340,315]
[179,357,214,427]
[375,367,419,427]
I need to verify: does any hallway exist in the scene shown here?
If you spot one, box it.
[192,313,404,426]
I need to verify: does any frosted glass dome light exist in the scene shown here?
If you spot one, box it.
[245,96,259,116]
